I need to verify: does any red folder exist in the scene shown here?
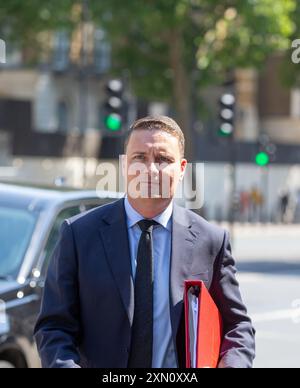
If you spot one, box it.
[184,280,223,368]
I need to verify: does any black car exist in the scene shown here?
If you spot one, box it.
[0,183,121,368]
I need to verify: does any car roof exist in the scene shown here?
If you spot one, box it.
[0,182,123,211]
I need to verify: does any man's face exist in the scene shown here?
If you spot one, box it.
[124,129,187,201]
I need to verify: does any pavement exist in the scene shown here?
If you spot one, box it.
[219,223,300,262]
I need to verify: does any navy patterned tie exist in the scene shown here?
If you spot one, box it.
[128,219,158,368]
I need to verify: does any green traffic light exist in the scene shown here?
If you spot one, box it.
[105,113,122,131]
[255,152,270,166]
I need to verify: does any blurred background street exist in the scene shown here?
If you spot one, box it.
[232,224,300,368]
[1,0,300,368]
[239,269,300,368]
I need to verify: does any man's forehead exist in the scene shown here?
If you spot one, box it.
[130,141,175,153]
[129,130,178,147]
[131,128,175,140]
[131,146,170,154]
[126,129,182,158]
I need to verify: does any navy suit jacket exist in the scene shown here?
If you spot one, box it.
[34,198,255,368]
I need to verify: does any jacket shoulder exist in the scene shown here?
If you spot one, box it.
[66,198,122,229]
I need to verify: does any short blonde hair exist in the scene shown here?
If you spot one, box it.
[125,115,185,158]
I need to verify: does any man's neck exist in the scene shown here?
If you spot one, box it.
[127,196,173,219]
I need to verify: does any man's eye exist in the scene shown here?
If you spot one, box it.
[157,156,173,164]
[133,155,145,161]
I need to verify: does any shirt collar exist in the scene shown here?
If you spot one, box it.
[124,196,173,231]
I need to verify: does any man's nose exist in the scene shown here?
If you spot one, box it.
[148,162,160,175]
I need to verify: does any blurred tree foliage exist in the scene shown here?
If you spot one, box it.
[0,0,296,156]
[280,0,300,87]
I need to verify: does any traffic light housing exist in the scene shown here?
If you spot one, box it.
[218,93,235,137]
[103,79,125,135]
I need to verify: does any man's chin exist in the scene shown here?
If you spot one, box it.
[128,193,172,200]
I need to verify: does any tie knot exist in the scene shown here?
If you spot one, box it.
[137,219,159,233]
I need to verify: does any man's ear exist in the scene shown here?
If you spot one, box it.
[120,154,128,192]
[121,154,127,177]
[179,159,188,181]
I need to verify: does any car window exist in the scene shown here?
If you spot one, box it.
[0,206,38,278]
[41,206,80,275]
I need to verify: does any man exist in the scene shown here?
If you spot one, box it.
[34,115,255,368]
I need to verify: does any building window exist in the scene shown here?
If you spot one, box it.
[291,89,300,119]
[57,101,69,133]
[52,31,70,72]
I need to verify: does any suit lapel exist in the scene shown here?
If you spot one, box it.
[99,198,135,325]
[169,204,196,349]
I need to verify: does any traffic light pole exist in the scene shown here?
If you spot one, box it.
[229,138,237,246]
[218,89,237,244]
[79,0,90,187]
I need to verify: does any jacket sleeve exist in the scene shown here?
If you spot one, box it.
[210,231,256,368]
[34,221,81,368]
